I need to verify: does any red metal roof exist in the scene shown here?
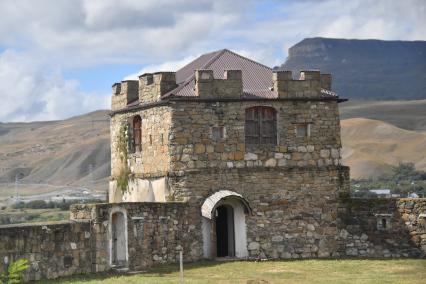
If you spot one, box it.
[163,49,277,99]
[121,49,339,109]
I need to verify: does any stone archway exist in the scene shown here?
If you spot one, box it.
[109,207,128,267]
[201,190,251,259]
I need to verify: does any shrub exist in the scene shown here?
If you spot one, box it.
[0,258,29,284]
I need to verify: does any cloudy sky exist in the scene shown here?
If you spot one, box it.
[0,0,425,122]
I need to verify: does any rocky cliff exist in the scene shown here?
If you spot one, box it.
[280,38,426,99]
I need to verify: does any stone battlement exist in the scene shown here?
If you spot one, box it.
[273,70,332,98]
[111,72,178,111]
[111,69,336,111]
[195,69,243,98]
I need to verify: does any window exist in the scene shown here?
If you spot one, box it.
[212,126,225,141]
[376,214,392,231]
[296,124,310,138]
[127,115,141,153]
[245,106,277,145]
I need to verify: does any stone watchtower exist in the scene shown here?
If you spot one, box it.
[109,49,350,259]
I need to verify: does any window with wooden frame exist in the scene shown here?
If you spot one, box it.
[132,115,142,153]
[296,123,310,138]
[245,106,277,145]
[212,126,226,141]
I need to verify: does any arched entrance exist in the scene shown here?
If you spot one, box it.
[201,190,251,259]
[109,208,128,267]
[215,205,235,257]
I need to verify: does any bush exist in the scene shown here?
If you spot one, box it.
[25,200,48,209]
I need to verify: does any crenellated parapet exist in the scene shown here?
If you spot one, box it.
[273,70,333,98]
[111,80,139,111]
[195,69,243,98]
[139,72,178,104]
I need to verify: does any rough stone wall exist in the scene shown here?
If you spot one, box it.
[109,106,172,202]
[110,106,172,177]
[0,221,95,281]
[168,100,342,173]
[168,166,350,259]
[70,202,200,270]
[0,202,200,281]
[340,198,426,257]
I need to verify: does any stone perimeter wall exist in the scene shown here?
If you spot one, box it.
[0,198,424,281]
[0,221,94,281]
[339,198,426,257]
[0,202,197,282]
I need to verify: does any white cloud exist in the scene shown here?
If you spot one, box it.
[0,0,425,121]
[0,50,109,122]
[124,55,198,80]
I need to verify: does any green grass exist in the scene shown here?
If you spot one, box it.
[40,259,426,284]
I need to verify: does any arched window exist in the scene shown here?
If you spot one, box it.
[133,115,142,152]
[245,106,277,145]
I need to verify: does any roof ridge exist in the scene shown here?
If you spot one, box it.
[175,49,226,89]
[222,49,272,71]
[202,49,227,69]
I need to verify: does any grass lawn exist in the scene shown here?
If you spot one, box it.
[40,259,426,284]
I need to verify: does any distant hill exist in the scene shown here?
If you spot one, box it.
[341,118,426,179]
[340,99,426,131]
[280,38,426,100]
[0,110,110,190]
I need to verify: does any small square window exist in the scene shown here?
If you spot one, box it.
[212,126,225,141]
[296,124,310,138]
[376,214,392,230]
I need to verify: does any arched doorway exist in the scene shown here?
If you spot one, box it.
[201,190,251,259]
[215,205,235,257]
[109,209,128,267]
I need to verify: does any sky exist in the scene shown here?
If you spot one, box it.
[0,0,425,122]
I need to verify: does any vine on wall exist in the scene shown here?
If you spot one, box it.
[116,123,131,193]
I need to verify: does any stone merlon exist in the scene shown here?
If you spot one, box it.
[195,69,243,98]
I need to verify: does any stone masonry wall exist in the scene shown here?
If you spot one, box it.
[168,166,350,259]
[340,198,426,258]
[0,202,200,281]
[0,221,95,281]
[70,202,200,270]
[110,106,172,178]
[169,99,342,173]
[110,106,172,202]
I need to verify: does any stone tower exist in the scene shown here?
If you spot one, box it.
[109,49,350,258]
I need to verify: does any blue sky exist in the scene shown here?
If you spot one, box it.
[0,0,425,122]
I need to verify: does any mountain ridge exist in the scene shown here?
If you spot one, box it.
[280,37,426,100]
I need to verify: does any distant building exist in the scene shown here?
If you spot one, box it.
[369,189,400,198]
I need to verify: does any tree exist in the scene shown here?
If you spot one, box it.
[392,162,416,181]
